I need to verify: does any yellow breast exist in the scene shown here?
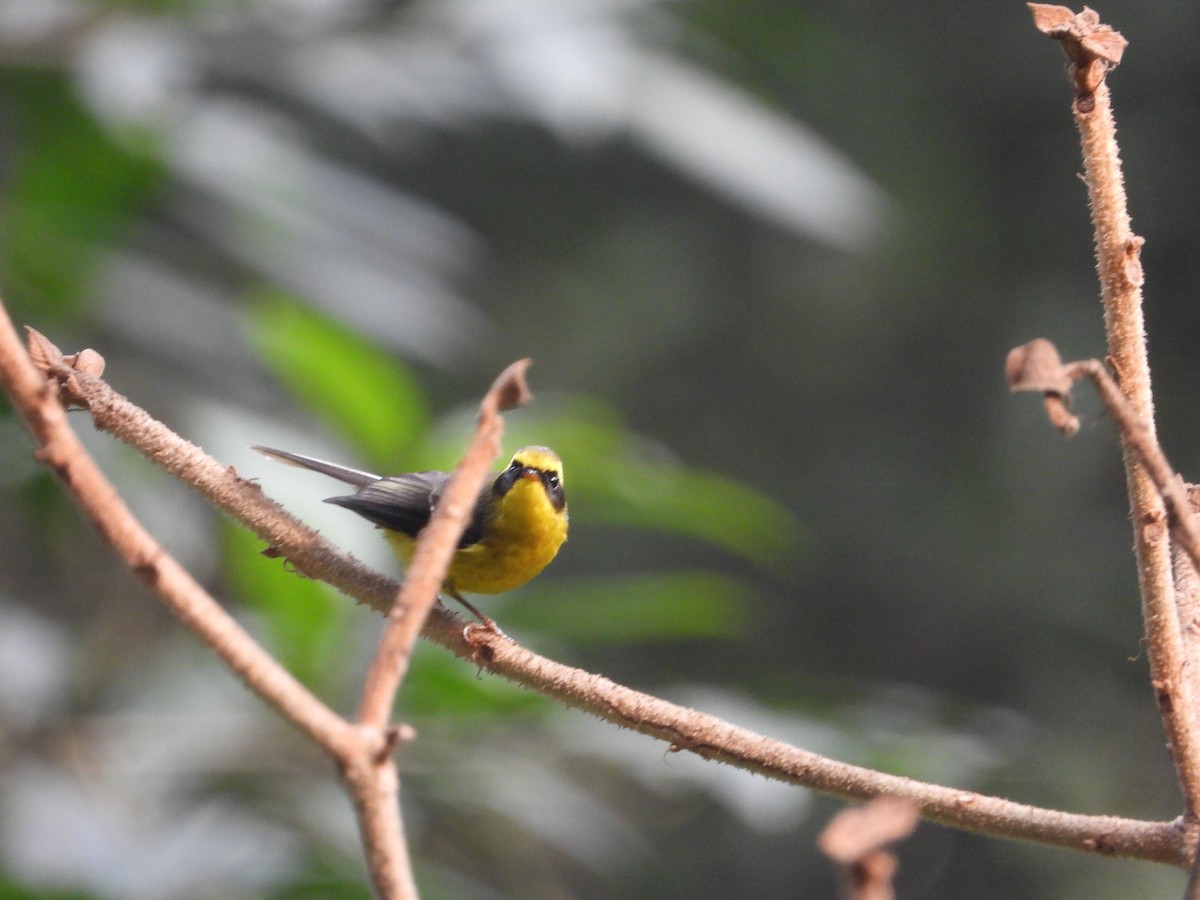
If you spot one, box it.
[446,473,568,594]
[382,466,568,595]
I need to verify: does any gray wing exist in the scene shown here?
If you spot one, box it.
[325,471,451,539]
[329,472,490,547]
[257,445,490,546]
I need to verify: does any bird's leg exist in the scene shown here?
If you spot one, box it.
[443,589,506,637]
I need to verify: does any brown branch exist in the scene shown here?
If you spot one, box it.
[340,749,414,899]
[1064,360,1200,572]
[1009,340,1200,865]
[1032,5,1200,824]
[16,322,533,897]
[343,360,530,891]
[422,613,1184,864]
[1008,345,1200,606]
[819,797,919,900]
[16,331,1185,865]
[1188,843,1200,900]
[7,318,418,899]
[357,359,531,731]
[1175,544,1200,728]
[6,323,357,758]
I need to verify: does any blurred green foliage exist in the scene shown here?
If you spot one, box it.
[398,643,551,719]
[0,70,159,322]
[503,571,751,643]
[221,521,349,689]
[1,2,1195,898]
[243,287,799,661]
[244,291,431,469]
[0,881,97,900]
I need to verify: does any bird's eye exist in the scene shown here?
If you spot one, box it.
[539,470,565,511]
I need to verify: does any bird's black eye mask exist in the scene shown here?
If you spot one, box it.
[494,461,566,511]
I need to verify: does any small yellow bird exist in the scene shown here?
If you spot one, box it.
[254,445,568,627]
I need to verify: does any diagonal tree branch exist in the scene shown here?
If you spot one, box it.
[9,319,1187,868]
[1008,343,1200,605]
[13,316,427,897]
[8,320,357,760]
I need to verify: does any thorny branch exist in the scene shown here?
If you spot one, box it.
[1,317,1187,868]
[0,4,1195,890]
[15,322,534,898]
[1007,340,1200,585]
[1031,2,1200,830]
[12,325,535,898]
[14,319,424,898]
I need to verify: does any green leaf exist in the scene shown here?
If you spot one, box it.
[397,641,550,718]
[588,456,806,569]
[0,70,160,321]
[503,571,752,642]
[243,291,430,467]
[221,521,349,687]
[418,395,805,569]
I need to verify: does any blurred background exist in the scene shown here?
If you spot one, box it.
[1,1,1197,897]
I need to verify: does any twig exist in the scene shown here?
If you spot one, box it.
[1007,342,1200,606]
[7,321,357,758]
[347,361,530,891]
[1031,4,1200,824]
[340,748,414,899]
[1009,339,1200,865]
[13,319,418,898]
[819,797,919,900]
[423,612,1185,864]
[13,324,1190,867]
[357,359,530,730]
[1063,361,1200,571]
[1174,544,1200,722]
[1187,844,1200,900]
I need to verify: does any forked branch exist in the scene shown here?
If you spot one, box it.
[10,317,534,899]
[0,313,1185,867]
[1030,3,1200,827]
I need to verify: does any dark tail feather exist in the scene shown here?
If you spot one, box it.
[251,445,380,487]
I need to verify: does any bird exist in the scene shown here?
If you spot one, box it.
[253,444,568,629]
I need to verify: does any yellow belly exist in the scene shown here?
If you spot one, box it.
[382,477,567,595]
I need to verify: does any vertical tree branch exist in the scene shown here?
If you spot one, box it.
[342,752,416,899]
[347,361,530,895]
[1032,4,1200,823]
[1173,547,1200,705]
